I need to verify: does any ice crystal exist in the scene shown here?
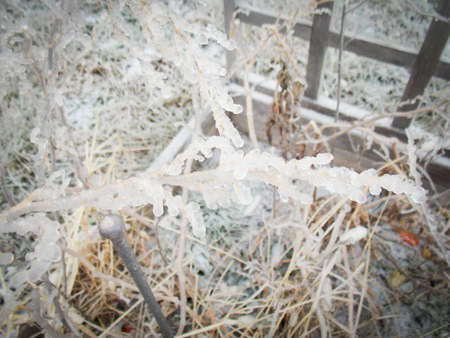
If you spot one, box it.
[186,201,206,239]
[340,226,368,245]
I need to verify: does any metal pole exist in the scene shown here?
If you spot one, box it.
[99,214,174,338]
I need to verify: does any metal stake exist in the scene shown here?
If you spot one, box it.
[99,214,174,338]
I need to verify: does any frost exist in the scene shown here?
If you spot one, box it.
[186,202,206,239]
[214,88,243,114]
[406,126,420,184]
[0,252,14,266]
[286,153,333,172]
[202,188,221,209]
[0,213,61,313]
[196,52,226,77]
[278,179,313,204]
[205,24,236,51]
[68,308,85,325]
[232,181,253,205]
[233,161,249,180]
[244,195,261,216]
[29,127,41,145]
[166,193,182,217]
[164,136,232,175]
[159,143,426,209]
[0,289,16,323]
[405,125,446,191]
[192,245,212,273]
[271,243,284,266]
[340,226,368,245]
[137,1,243,147]
[212,109,244,148]
[320,277,333,311]
[315,153,334,165]
[48,169,70,190]
[367,173,427,204]
[150,183,165,217]
[236,315,256,328]
[202,185,232,209]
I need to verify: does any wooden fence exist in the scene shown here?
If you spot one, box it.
[223,0,450,190]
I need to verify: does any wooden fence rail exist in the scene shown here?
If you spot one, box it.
[234,4,450,81]
[223,0,449,190]
[393,0,450,128]
[233,0,450,129]
[305,0,334,100]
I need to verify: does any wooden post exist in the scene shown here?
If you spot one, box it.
[305,0,334,100]
[224,0,236,76]
[236,7,450,80]
[392,0,450,129]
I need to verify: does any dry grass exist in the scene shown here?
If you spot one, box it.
[8,173,442,337]
[2,111,448,337]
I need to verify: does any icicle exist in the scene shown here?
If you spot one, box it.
[186,202,206,239]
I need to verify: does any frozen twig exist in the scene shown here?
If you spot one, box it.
[244,62,259,149]
[335,1,346,122]
[176,154,195,336]
[298,104,442,146]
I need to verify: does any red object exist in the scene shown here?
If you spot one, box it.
[121,324,134,333]
[399,231,419,247]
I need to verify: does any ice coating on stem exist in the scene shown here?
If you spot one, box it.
[0,213,61,322]
[186,201,206,239]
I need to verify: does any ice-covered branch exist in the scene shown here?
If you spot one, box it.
[1,136,426,225]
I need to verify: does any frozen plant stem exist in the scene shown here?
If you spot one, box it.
[99,214,174,338]
[335,1,346,122]
[244,61,259,149]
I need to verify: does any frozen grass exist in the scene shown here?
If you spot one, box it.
[0,0,194,211]
[0,1,448,337]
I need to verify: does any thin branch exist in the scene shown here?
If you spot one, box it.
[299,104,442,145]
[335,1,346,122]
[345,0,371,15]
[244,61,259,149]
[406,0,450,23]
